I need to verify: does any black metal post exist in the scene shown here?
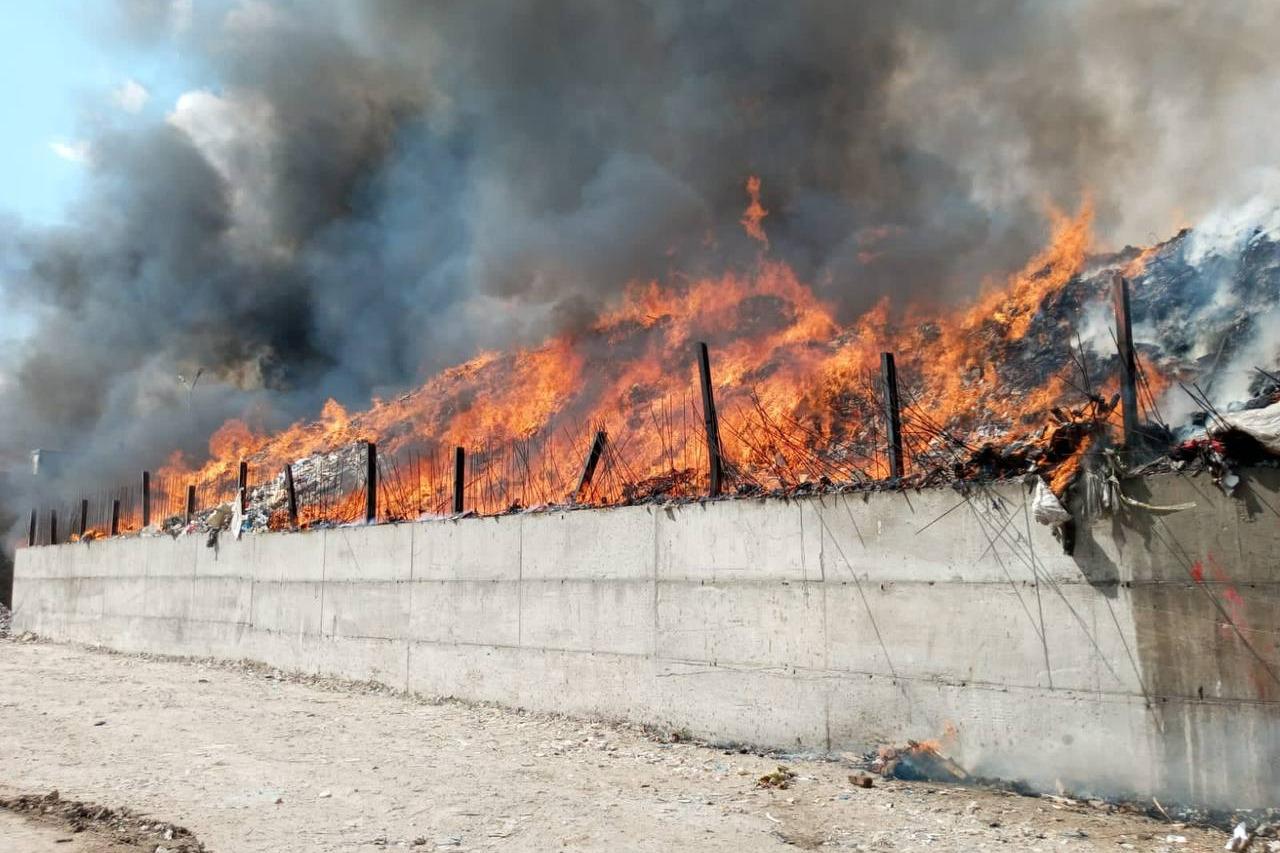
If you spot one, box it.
[27,509,36,548]
[574,430,608,503]
[141,471,151,528]
[696,342,724,497]
[452,447,466,514]
[79,499,88,538]
[49,509,58,546]
[1111,272,1140,448]
[365,442,378,524]
[237,461,249,513]
[880,352,905,479]
[110,499,120,536]
[284,464,299,528]
[185,485,197,523]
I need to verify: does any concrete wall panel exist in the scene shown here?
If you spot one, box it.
[812,490,1083,586]
[520,507,654,580]
[654,659,829,748]
[322,580,410,640]
[512,647,655,722]
[406,641,522,707]
[251,581,323,637]
[656,580,825,669]
[143,576,193,621]
[13,468,1280,809]
[412,517,521,581]
[657,499,818,582]
[323,524,413,582]
[406,580,519,647]
[821,580,1146,695]
[102,576,148,618]
[313,635,408,689]
[520,579,652,656]
[190,576,253,625]
[195,536,246,578]
[266,530,326,583]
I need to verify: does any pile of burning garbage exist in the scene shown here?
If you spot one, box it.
[45,206,1280,543]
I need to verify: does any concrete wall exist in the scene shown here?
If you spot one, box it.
[13,470,1280,809]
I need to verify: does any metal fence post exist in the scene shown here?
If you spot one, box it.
[452,447,466,514]
[696,342,724,496]
[880,352,905,479]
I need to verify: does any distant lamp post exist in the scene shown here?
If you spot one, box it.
[177,367,204,409]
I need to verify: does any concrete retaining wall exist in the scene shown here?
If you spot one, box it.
[13,470,1280,809]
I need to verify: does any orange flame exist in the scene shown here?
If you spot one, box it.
[741,175,769,246]
[157,197,1145,518]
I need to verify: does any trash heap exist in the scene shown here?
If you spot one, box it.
[154,441,371,542]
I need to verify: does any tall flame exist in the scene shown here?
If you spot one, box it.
[741,175,769,246]
[158,194,1140,518]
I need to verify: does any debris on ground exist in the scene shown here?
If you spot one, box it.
[0,603,10,638]
[848,772,876,788]
[0,790,206,852]
[756,766,797,789]
[1225,820,1254,851]
[873,741,969,783]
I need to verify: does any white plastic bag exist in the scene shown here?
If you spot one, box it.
[1032,478,1071,526]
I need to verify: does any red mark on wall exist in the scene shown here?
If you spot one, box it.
[1196,552,1272,701]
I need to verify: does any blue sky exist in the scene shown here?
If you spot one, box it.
[0,2,199,225]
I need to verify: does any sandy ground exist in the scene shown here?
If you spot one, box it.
[0,811,102,853]
[0,639,1232,852]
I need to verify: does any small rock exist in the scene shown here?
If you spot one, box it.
[318,790,332,799]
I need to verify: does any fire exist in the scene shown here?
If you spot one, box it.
[156,190,1151,521]
[1122,244,1160,279]
[740,175,769,246]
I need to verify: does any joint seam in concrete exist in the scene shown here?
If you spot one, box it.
[517,516,523,649]
[405,522,414,693]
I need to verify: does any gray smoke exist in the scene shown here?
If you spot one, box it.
[4,0,1280,498]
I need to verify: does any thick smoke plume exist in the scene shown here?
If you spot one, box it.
[4,0,1280,498]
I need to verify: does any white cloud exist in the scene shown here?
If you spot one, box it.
[49,139,91,165]
[112,78,150,114]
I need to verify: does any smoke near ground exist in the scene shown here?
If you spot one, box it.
[3,0,1280,497]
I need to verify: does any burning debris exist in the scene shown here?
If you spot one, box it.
[872,741,970,785]
[20,196,1280,544]
[1140,392,1280,496]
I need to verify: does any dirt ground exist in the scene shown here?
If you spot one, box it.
[0,639,1234,852]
